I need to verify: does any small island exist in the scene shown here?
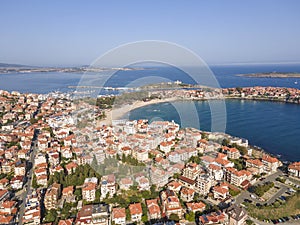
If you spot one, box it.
[237,72,300,78]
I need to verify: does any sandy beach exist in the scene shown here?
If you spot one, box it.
[98,97,180,125]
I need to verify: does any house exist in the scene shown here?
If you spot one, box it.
[0,178,9,189]
[222,146,240,159]
[112,207,126,225]
[62,186,76,203]
[100,174,116,199]
[23,206,41,225]
[146,199,161,220]
[119,178,133,191]
[65,162,78,174]
[36,174,48,186]
[75,204,109,225]
[262,155,280,172]
[180,187,195,202]
[136,176,150,191]
[44,183,61,210]
[136,149,149,162]
[182,162,200,180]
[186,201,206,213]
[199,211,227,225]
[10,176,24,190]
[288,161,300,178]
[159,141,174,153]
[225,167,252,187]
[160,190,183,219]
[0,200,17,215]
[0,215,15,225]
[225,204,248,225]
[213,183,229,200]
[208,164,224,181]
[150,166,169,188]
[82,178,98,202]
[167,181,182,193]
[14,161,26,176]
[246,159,264,174]
[129,203,143,222]
[58,219,74,225]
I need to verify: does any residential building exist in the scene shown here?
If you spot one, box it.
[112,207,126,225]
[146,199,161,220]
[100,174,116,199]
[129,203,143,222]
[44,183,61,210]
[225,204,248,225]
[288,161,300,178]
[75,204,109,225]
[196,175,212,195]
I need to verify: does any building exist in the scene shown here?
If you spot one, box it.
[100,174,116,199]
[246,159,264,174]
[199,211,227,225]
[208,164,224,181]
[129,203,143,222]
[160,190,183,219]
[225,167,252,187]
[225,204,248,225]
[112,207,126,225]
[180,187,195,202]
[82,183,97,202]
[44,183,61,210]
[146,199,161,220]
[262,155,280,172]
[75,204,109,225]
[196,175,212,195]
[288,162,300,178]
[213,183,229,200]
[182,163,200,180]
[186,201,206,213]
[119,178,133,190]
[222,146,240,159]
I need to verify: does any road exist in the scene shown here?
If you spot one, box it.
[235,170,284,205]
[17,132,39,225]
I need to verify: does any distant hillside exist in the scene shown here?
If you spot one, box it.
[0,62,35,68]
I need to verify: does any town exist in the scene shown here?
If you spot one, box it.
[0,88,300,225]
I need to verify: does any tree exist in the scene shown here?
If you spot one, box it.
[169,214,180,222]
[44,209,57,223]
[222,139,230,147]
[32,175,39,189]
[185,211,195,222]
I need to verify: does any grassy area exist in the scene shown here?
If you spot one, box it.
[245,191,300,220]
[249,182,274,197]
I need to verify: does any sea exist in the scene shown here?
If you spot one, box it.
[1,63,300,161]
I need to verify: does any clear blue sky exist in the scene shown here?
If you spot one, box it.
[1,0,300,66]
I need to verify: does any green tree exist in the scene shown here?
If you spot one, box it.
[169,214,180,222]
[185,211,195,222]
[44,209,57,223]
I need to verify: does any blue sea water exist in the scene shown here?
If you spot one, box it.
[1,63,300,161]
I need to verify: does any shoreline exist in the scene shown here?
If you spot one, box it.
[100,94,300,126]
[99,97,181,125]
[98,96,298,163]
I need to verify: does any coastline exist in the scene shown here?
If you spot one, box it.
[98,96,298,163]
[99,94,300,126]
[99,97,181,125]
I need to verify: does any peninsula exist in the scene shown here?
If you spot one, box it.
[237,72,300,78]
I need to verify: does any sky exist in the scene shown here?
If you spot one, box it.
[0,0,300,66]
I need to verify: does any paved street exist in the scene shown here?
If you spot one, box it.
[235,170,284,205]
[17,133,39,225]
